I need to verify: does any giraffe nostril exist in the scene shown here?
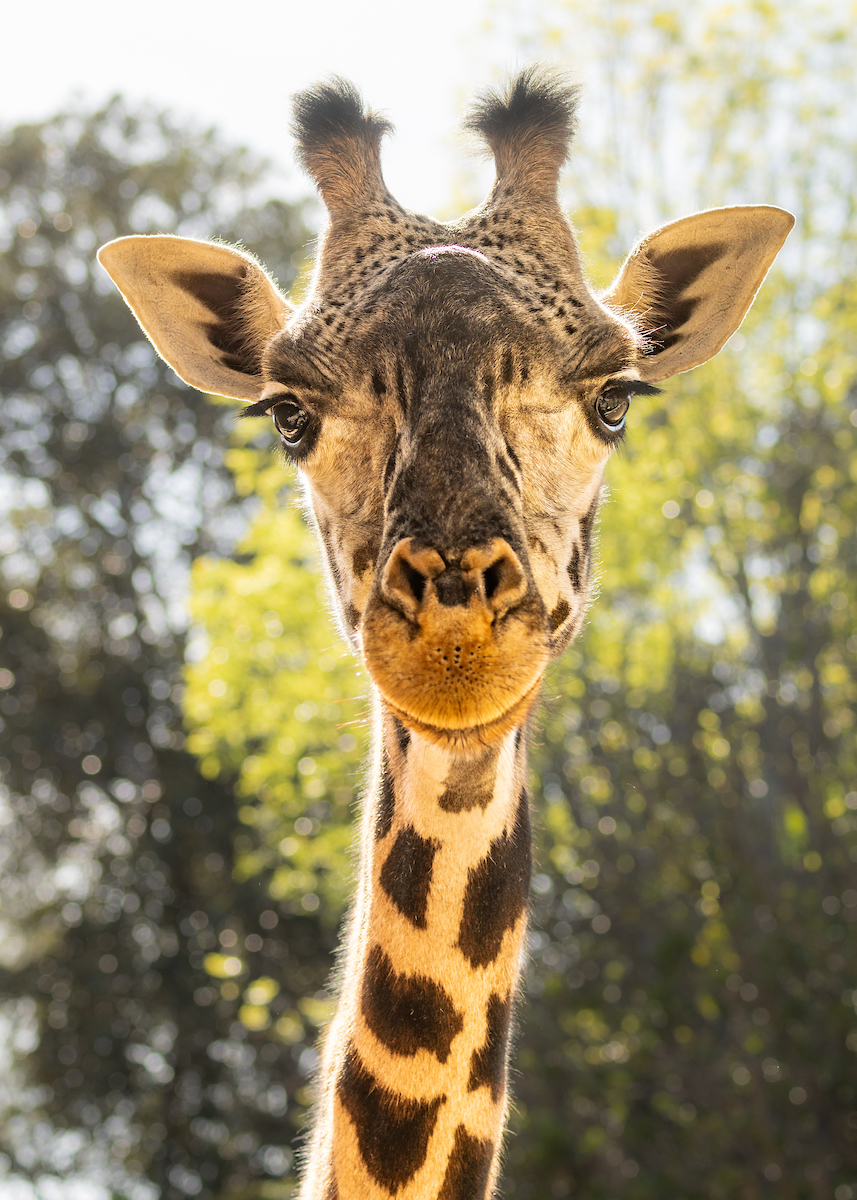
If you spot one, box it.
[483,563,501,601]
[382,536,529,622]
[460,539,528,619]
[382,539,446,622]
[403,562,427,604]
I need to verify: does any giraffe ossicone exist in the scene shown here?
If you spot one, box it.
[99,68,792,1200]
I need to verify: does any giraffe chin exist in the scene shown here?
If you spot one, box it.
[382,676,544,753]
[361,596,550,753]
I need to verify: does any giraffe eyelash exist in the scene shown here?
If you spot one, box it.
[600,380,662,401]
[241,391,301,419]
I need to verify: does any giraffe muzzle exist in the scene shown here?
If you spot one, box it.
[362,536,550,747]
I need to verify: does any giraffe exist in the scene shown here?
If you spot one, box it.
[97,69,792,1200]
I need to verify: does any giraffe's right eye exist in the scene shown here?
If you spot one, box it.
[272,397,309,445]
[595,388,631,432]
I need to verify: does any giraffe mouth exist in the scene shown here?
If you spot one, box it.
[381,675,544,751]
[360,590,550,748]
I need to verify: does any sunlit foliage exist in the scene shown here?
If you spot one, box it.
[0,100,327,1200]
[184,450,367,918]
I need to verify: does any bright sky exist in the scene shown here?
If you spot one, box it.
[1,0,557,220]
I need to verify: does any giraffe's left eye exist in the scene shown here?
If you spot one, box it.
[272,397,309,445]
[595,389,630,432]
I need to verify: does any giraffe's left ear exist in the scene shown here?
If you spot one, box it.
[603,206,794,383]
[97,235,292,400]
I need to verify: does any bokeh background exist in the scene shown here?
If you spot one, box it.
[2,1,856,1197]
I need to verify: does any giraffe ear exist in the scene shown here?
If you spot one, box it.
[97,235,292,400]
[603,206,794,383]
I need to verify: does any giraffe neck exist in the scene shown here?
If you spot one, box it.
[301,698,532,1200]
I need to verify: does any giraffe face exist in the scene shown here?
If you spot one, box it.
[258,242,644,749]
[97,74,792,751]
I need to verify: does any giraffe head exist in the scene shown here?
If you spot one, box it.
[98,69,792,753]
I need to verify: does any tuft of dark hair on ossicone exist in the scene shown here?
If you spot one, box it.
[290,77,394,210]
[464,65,581,192]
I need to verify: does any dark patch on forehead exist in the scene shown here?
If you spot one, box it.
[392,716,411,755]
[579,495,599,545]
[352,543,376,577]
[549,598,571,631]
[497,453,521,494]
[438,1126,494,1200]
[375,754,396,840]
[371,369,387,402]
[361,945,464,1063]
[380,825,440,928]
[336,1045,443,1192]
[438,746,499,813]
[467,991,513,1102]
[504,437,522,473]
[457,789,531,968]
[567,544,582,591]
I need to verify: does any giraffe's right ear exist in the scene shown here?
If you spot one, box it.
[97,236,293,401]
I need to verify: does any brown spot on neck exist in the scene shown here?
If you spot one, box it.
[336,1045,444,1191]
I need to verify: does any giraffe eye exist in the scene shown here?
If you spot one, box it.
[595,389,630,432]
[272,396,309,444]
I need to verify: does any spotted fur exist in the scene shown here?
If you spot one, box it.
[438,1127,495,1200]
[457,790,532,969]
[375,753,396,840]
[467,992,513,1102]
[361,945,464,1063]
[379,825,440,929]
[336,1045,444,1190]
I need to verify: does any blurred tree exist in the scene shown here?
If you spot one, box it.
[182,452,367,924]
[0,99,338,1199]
